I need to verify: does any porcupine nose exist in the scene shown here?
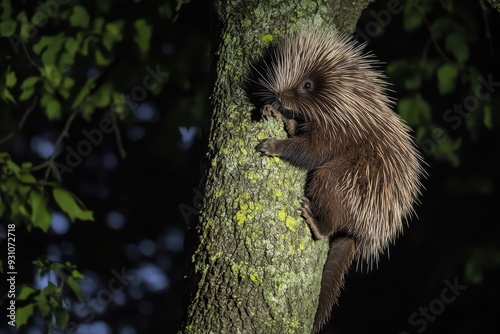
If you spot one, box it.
[277,92,292,110]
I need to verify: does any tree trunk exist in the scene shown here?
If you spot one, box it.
[181,0,371,332]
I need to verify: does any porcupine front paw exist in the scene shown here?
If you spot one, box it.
[261,105,297,136]
[256,137,279,156]
[300,196,327,240]
[261,104,285,121]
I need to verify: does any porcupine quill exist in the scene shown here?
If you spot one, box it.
[253,27,425,333]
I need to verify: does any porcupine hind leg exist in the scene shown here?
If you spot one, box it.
[301,199,356,334]
[301,161,350,240]
[304,160,357,334]
[300,196,328,240]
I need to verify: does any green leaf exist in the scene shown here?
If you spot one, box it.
[95,48,112,66]
[21,77,40,89]
[398,94,431,126]
[55,308,69,326]
[41,48,58,66]
[71,80,94,109]
[18,172,37,184]
[35,283,59,317]
[421,58,440,80]
[47,100,61,119]
[16,304,34,328]
[43,65,62,87]
[29,191,52,232]
[439,0,454,11]
[19,77,39,101]
[483,105,492,129]
[58,52,75,70]
[21,162,33,169]
[386,59,408,77]
[404,72,422,91]
[42,281,59,295]
[0,197,5,216]
[42,96,62,120]
[82,103,95,120]
[0,19,17,37]
[103,20,125,51]
[134,19,152,54]
[64,36,81,56]
[18,183,31,197]
[18,285,37,300]
[445,33,469,64]
[19,88,35,101]
[6,159,21,175]
[35,33,65,64]
[93,17,105,33]
[71,267,84,280]
[483,97,500,129]
[398,98,415,125]
[430,17,453,40]
[1,0,13,19]
[52,188,94,222]
[70,5,90,29]
[60,77,75,99]
[81,35,98,56]
[33,36,52,55]
[435,137,462,166]
[92,84,112,108]
[404,4,425,31]
[105,20,125,41]
[6,69,17,87]
[2,87,16,104]
[0,18,17,36]
[67,275,84,301]
[437,63,459,95]
[62,77,75,90]
[10,194,30,222]
[18,12,35,41]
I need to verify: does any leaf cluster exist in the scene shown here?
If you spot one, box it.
[0,0,187,329]
[15,258,84,329]
[386,0,499,166]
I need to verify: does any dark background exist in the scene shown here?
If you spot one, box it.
[1,0,499,333]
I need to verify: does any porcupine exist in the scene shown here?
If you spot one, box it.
[254,27,425,333]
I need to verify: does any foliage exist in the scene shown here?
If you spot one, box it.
[0,152,93,231]
[16,258,84,330]
[382,0,500,166]
[0,0,190,329]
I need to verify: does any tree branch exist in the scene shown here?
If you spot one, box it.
[43,109,80,181]
[0,97,38,146]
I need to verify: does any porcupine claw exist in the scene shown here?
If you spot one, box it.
[300,196,327,240]
[261,104,285,121]
[256,137,278,157]
[300,196,311,212]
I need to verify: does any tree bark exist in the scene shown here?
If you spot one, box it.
[181,0,372,332]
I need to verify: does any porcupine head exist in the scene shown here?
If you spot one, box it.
[254,27,425,333]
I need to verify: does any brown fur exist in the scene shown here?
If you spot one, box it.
[255,28,425,333]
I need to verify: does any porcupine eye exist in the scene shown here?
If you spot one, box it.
[301,80,314,92]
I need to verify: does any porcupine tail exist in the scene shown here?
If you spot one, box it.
[311,236,356,334]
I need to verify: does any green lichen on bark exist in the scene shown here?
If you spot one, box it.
[181,0,373,333]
